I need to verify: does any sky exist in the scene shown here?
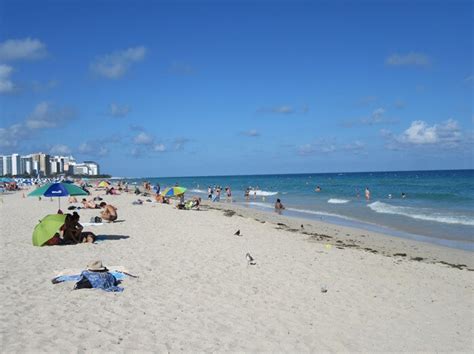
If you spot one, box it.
[0,0,472,177]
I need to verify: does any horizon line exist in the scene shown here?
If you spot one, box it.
[116,168,473,180]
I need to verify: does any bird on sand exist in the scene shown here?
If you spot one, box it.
[246,253,256,265]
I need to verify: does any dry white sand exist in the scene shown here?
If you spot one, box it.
[0,189,473,352]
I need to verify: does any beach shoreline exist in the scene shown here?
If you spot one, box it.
[1,188,473,352]
[202,200,474,270]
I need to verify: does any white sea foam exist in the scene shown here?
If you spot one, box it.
[327,198,350,204]
[286,207,356,221]
[249,190,278,196]
[368,201,474,226]
[189,189,207,193]
[247,202,356,221]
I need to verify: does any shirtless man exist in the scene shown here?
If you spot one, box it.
[99,202,118,222]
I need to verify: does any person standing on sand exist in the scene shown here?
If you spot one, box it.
[208,186,213,200]
[365,187,371,201]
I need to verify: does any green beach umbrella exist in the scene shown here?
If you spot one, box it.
[161,186,187,197]
[32,214,66,246]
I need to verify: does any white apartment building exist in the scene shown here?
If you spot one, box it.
[0,153,101,176]
[11,153,21,176]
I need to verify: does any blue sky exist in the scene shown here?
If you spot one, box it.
[0,0,472,177]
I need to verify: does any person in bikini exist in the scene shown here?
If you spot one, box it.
[82,198,98,209]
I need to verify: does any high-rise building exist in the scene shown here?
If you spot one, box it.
[0,152,103,177]
[50,156,65,175]
[84,161,100,175]
[2,155,12,176]
[20,155,33,175]
[73,164,89,175]
[11,153,21,176]
[21,155,33,175]
[39,153,50,177]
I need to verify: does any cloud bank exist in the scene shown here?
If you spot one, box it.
[0,38,47,61]
[90,46,147,79]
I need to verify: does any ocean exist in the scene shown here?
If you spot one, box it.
[122,170,474,251]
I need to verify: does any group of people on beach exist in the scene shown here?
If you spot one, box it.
[46,212,96,246]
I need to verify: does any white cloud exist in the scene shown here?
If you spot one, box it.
[272,106,293,114]
[0,124,25,148]
[25,102,76,129]
[393,100,405,109]
[343,107,397,127]
[386,52,430,67]
[399,120,438,144]
[90,46,147,79]
[0,64,15,93]
[241,129,260,137]
[298,140,366,156]
[383,119,464,149]
[50,144,71,155]
[108,103,130,117]
[0,102,76,151]
[173,138,190,150]
[31,79,58,92]
[133,132,154,145]
[258,105,295,114]
[153,143,166,152]
[0,38,47,61]
[78,142,109,156]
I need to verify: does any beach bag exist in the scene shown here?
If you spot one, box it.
[90,216,102,223]
[74,276,92,290]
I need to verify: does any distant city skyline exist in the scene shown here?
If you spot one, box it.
[0,152,100,177]
[0,0,472,177]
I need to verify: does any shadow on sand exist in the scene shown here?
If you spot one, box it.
[95,234,130,241]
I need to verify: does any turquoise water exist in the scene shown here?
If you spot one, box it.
[123,170,474,250]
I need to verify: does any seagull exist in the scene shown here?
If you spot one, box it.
[246,253,256,265]
[234,230,242,236]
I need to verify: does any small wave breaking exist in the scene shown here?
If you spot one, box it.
[368,201,474,226]
[189,189,207,194]
[249,190,278,196]
[327,198,350,204]
[246,202,356,222]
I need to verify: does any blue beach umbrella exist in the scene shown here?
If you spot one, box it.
[28,182,88,210]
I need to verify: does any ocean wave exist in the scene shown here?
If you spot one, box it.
[286,207,357,221]
[248,190,278,196]
[327,198,350,204]
[368,201,474,226]
[247,202,356,221]
[189,189,207,193]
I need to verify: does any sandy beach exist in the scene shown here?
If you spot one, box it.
[0,188,473,352]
